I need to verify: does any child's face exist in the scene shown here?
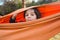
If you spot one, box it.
[25,9,37,21]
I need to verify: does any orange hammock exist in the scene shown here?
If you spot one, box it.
[0,2,60,40]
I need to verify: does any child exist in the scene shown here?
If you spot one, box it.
[10,8,41,23]
[24,8,41,21]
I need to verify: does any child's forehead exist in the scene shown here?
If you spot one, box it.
[26,9,35,12]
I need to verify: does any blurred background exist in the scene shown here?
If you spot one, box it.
[0,0,59,16]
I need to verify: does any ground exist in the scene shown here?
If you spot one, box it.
[49,33,60,40]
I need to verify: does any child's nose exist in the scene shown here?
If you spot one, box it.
[28,17,31,18]
[28,15,31,18]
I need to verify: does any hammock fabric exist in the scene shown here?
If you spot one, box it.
[0,2,60,23]
[0,2,60,40]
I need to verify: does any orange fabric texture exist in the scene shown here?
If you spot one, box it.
[0,13,60,40]
[0,2,60,40]
[37,3,60,17]
[16,12,25,22]
[0,2,60,23]
[0,15,11,23]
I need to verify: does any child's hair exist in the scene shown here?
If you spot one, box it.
[24,8,41,19]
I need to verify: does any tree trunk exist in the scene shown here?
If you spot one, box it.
[22,0,26,8]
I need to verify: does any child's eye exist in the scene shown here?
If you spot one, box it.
[25,14,28,16]
[31,14,34,16]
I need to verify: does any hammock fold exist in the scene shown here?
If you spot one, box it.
[0,2,60,40]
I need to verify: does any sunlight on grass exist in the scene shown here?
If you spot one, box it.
[49,33,60,40]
